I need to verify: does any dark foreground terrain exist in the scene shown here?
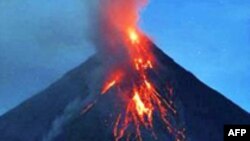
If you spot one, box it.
[0,44,249,141]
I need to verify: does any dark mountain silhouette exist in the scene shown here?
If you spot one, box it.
[0,43,249,141]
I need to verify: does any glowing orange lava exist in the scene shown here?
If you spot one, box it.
[132,91,151,116]
[101,70,123,94]
[101,80,116,94]
[82,0,186,140]
[128,28,140,44]
[103,29,185,141]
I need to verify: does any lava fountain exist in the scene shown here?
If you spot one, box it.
[82,0,186,141]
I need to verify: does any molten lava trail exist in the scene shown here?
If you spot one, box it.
[82,0,186,141]
[100,28,186,141]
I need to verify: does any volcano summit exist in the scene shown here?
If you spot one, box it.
[0,0,249,141]
[0,43,249,141]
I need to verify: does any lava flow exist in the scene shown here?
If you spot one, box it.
[82,0,186,141]
[101,27,185,141]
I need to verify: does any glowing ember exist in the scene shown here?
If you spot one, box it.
[101,70,123,94]
[132,91,151,116]
[128,28,140,44]
[101,80,116,94]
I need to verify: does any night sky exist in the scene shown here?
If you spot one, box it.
[0,0,249,115]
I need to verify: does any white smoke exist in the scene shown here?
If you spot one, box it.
[42,98,83,141]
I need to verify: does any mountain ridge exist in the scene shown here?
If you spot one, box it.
[0,45,249,141]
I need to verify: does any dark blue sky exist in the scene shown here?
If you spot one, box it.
[0,0,249,115]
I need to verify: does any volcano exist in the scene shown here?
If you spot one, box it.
[0,42,249,141]
[1,0,250,140]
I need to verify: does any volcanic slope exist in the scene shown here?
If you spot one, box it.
[0,43,249,141]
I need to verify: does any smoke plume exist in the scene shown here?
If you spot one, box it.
[90,0,148,54]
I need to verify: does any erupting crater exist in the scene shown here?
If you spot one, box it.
[82,0,186,141]
[98,28,185,141]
